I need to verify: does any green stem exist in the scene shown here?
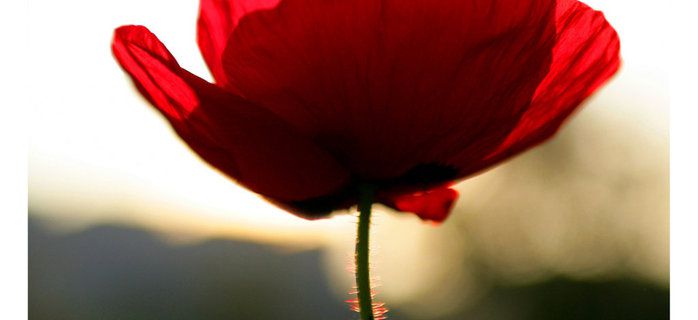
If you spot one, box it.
[356,185,375,320]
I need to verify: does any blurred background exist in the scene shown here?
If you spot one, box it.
[28,0,668,319]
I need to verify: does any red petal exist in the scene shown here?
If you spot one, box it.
[112,25,349,203]
[495,0,621,158]
[447,0,621,175]
[221,0,560,180]
[383,186,459,223]
[112,26,192,120]
[197,0,280,88]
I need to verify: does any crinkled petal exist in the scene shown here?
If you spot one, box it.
[112,25,350,206]
[197,0,280,88]
[446,0,621,176]
[222,0,559,180]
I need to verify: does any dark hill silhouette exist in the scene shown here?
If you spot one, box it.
[29,217,353,320]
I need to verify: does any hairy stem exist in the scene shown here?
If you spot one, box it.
[356,185,375,320]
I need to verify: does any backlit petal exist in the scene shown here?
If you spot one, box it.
[222,0,559,180]
[113,25,350,205]
[197,0,280,88]
[382,186,460,223]
[446,0,621,176]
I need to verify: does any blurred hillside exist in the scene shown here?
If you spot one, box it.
[29,216,667,320]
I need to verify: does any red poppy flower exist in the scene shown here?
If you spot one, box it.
[112,0,620,223]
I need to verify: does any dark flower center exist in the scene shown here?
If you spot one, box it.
[288,163,457,217]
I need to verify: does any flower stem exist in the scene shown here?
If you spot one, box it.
[356,184,375,320]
